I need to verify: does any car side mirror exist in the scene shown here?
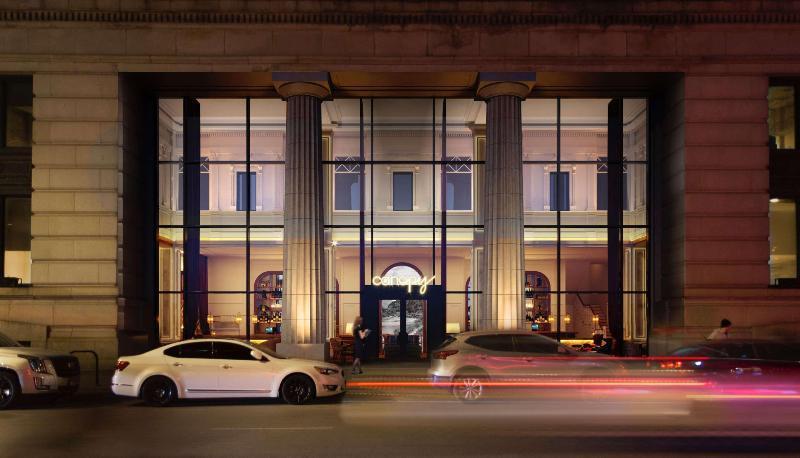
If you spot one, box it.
[251,350,268,362]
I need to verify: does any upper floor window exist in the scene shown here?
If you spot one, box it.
[393,171,413,211]
[549,172,569,211]
[0,78,32,149]
[445,156,472,211]
[236,171,256,211]
[769,86,796,150]
[334,156,360,211]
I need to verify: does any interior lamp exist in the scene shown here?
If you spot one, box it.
[564,313,572,325]
[345,322,353,335]
[446,322,461,334]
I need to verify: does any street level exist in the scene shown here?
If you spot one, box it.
[3,367,800,457]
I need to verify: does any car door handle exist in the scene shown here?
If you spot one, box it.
[221,364,233,369]
[172,362,184,367]
[733,367,762,376]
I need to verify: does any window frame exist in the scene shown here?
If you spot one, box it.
[769,79,800,288]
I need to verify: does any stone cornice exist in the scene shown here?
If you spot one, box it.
[4,10,800,26]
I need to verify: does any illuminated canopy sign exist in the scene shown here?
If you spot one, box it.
[371,274,436,294]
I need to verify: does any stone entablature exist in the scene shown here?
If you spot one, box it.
[3,2,800,26]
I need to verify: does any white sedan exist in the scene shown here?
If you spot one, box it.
[111,339,344,406]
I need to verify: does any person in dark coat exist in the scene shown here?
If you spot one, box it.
[352,316,368,375]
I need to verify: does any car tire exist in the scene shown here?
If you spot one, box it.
[0,371,20,410]
[141,376,177,407]
[280,374,316,405]
[451,372,487,402]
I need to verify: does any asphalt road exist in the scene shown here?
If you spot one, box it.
[3,385,800,457]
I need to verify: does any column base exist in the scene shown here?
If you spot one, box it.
[276,342,329,362]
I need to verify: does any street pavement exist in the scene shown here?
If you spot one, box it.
[3,362,800,457]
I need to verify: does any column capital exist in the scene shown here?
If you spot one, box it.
[476,72,536,100]
[273,71,332,100]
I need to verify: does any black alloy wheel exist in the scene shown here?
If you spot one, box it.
[141,376,177,407]
[280,374,315,405]
[0,372,20,410]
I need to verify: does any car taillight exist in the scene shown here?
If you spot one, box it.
[433,350,459,360]
[659,360,683,369]
[115,360,130,371]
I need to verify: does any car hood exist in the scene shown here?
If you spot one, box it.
[0,346,74,358]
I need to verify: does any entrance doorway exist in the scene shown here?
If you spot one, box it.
[380,298,427,359]
[361,285,445,361]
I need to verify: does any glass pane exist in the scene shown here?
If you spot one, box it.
[158,98,183,161]
[769,86,795,150]
[199,99,246,162]
[623,229,648,293]
[624,163,647,226]
[624,293,647,342]
[4,197,30,283]
[562,292,608,340]
[250,164,284,224]
[370,228,435,287]
[186,227,247,292]
[522,99,557,162]
[207,293,247,337]
[158,231,183,292]
[158,293,181,343]
[5,79,32,147]
[624,98,648,161]
[372,98,434,161]
[445,161,472,211]
[334,293,360,337]
[251,99,286,162]
[406,299,426,354]
[769,199,797,284]
[561,98,610,162]
[158,163,181,226]
[561,227,608,292]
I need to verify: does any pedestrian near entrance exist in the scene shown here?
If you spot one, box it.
[352,316,368,375]
[707,319,732,340]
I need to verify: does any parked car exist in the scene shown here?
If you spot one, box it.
[0,330,80,409]
[112,338,345,406]
[429,330,618,401]
[665,340,800,381]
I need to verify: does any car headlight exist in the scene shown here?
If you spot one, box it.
[314,366,339,376]
[19,355,52,374]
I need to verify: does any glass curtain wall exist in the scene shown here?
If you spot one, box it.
[157,98,286,343]
[522,98,649,346]
[324,99,482,338]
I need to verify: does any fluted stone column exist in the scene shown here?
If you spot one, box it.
[477,74,534,330]
[274,73,331,359]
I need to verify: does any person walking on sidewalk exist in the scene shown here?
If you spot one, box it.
[707,318,732,340]
[352,316,369,375]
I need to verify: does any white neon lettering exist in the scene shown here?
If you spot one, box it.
[371,274,436,294]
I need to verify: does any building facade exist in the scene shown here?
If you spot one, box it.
[0,1,799,366]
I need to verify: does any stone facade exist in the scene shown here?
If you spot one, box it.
[1,1,800,365]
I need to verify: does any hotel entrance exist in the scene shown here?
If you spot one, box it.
[361,283,445,361]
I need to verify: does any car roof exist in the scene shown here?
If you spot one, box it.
[162,338,253,347]
[456,330,557,340]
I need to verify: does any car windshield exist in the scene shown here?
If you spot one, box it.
[0,331,20,347]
